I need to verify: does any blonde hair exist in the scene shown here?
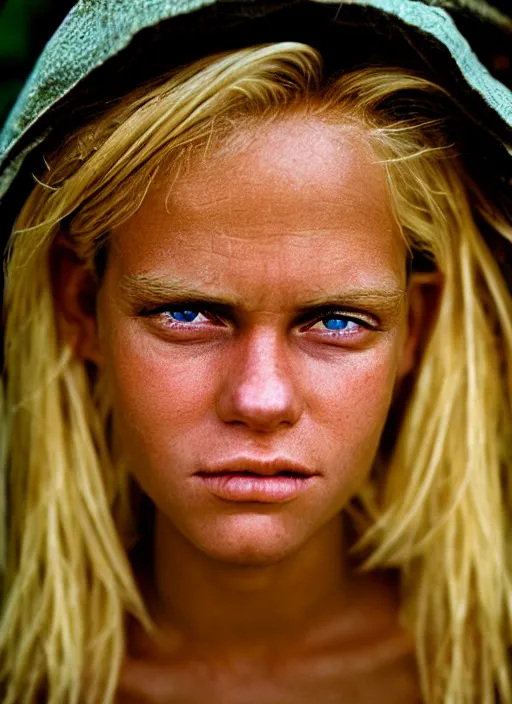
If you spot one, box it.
[1,42,511,703]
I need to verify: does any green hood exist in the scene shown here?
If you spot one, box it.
[0,0,511,220]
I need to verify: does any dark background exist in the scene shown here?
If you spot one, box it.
[0,0,511,127]
[0,0,77,124]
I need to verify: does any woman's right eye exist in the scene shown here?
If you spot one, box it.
[143,306,224,339]
[160,309,211,324]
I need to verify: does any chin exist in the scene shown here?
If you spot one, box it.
[189,512,308,567]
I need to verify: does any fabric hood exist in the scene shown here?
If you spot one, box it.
[0,0,511,231]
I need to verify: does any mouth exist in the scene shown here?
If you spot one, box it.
[195,469,316,503]
[198,457,316,477]
[196,470,308,478]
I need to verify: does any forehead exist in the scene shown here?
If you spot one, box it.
[159,116,395,235]
[110,115,405,304]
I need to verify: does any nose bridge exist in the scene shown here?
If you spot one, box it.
[216,326,302,430]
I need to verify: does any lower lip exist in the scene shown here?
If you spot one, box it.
[196,472,314,503]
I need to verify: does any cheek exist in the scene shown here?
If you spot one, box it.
[311,338,398,421]
[343,358,395,428]
[103,324,217,469]
[306,344,400,484]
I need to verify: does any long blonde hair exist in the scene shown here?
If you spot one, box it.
[1,42,511,703]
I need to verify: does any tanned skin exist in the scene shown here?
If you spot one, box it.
[58,116,436,702]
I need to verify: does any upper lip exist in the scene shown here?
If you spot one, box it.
[197,457,317,477]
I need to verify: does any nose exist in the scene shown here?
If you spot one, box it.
[215,329,303,432]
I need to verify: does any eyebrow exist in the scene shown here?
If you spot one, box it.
[119,273,406,320]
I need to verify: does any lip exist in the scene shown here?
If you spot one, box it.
[195,457,318,503]
[199,457,317,477]
[195,472,315,503]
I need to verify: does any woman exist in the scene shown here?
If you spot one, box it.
[0,1,511,702]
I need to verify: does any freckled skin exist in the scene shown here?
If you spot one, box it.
[91,116,423,700]
[98,117,408,566]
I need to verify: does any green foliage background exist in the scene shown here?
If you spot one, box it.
[0,0,75,124]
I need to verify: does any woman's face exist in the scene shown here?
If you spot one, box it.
[91,116,418,565]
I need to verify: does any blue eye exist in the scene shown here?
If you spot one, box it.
[316,315,360,333]
[323,317,351,331]
[154,308,212,326]
[147,305,369,338]
[169,310,200,323]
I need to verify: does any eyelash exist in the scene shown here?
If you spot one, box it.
[144,304,376,336]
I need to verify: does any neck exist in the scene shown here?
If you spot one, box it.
[132,510,350,661]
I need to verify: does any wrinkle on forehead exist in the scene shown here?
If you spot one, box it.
[144,120,397,241]
[110,114,406,298]
[150,115,384,208]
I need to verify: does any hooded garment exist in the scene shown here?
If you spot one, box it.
[0,0,511,258]
[0,1,510,696]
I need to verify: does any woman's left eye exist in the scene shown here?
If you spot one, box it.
[309,314,366,334]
